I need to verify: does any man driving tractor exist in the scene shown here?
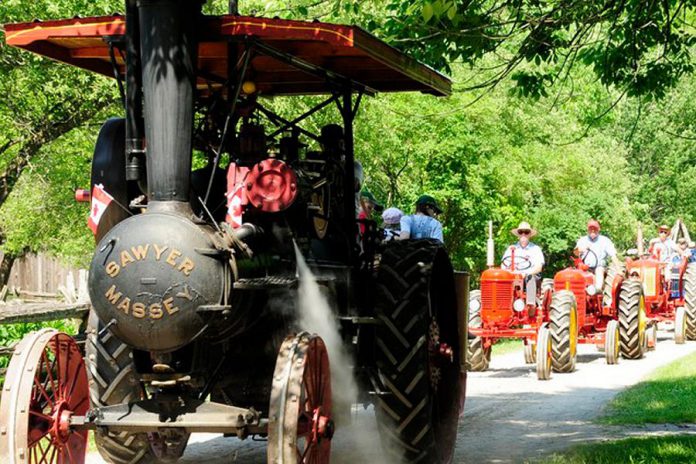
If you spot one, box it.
[501,221,545,309]
[575,219,621,289]
[649,224,680,263]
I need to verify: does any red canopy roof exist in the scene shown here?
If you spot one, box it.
[4,15,451,97]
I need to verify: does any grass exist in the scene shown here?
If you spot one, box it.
[537,435,696,464]
[599,351,696,425]
[492,337,524,355]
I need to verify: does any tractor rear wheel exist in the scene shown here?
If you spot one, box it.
[603,263,625,307]
[541,278,554,295]
[374,239,463,464]
[549,290,578,373]
[85,311,160,464]
[618,280,646,359]
[683,265,696,340]
[466,290,491,371]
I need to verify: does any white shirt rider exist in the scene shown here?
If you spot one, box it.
[650,228,679,263]
[501,242,544,276]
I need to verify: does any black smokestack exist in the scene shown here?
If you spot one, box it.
[138,0,201,206]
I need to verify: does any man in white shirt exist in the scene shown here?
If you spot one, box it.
[575,219,620,289]
[649,224,679,263]
[501,221,545,307]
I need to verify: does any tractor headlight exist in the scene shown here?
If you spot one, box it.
[469,298,481,312]
[586,284,597,296]
[513,299,526,312]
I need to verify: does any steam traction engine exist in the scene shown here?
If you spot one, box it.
[552,250,646,366]
[467,225,555,380]
[0,2,467,463]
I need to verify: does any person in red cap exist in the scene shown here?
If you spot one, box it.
[575,219,620,290]
[648,224,679,263]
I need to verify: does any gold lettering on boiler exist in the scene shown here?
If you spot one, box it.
[104,243,196,279]
[103,284,181,320]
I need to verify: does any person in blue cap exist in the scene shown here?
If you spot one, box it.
[399,195,444,243]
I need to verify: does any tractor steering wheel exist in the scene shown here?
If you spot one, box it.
[501,254,533,272]
[581,248,599,269]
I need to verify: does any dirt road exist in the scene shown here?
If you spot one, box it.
[88,327,696,464]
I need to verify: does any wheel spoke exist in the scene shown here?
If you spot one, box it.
[42,350,58,404]
[33,374,55,409]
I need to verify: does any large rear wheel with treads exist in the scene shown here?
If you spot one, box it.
[466,290,491,371]
[85,311,160,464]
[618,280,646,359]
[603,263,625,307]
[549,290,578,373]
[374,239,463,464]
[683,265,696,340]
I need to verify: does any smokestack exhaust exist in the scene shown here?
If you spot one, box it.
[138,0,201,209]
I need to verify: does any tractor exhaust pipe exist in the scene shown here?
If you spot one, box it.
[486,220,495,267]
[138,0,201,211]
[637,223,644,256]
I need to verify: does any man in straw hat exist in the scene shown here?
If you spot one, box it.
[649,224,679,264]
[575,219,620,290]
[501,221,545,308]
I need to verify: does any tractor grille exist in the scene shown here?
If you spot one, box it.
[556,280,586,314]
[481,280,513,312]
[642,268,657,297]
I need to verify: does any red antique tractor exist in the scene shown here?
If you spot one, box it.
[467,224,555,380]
[551,249,647,366]
[625,246,696,344]
[0,2,466,464]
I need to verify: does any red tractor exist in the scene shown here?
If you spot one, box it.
[551,249,647,367]
[467,225,555,380]
[625,247,696,344]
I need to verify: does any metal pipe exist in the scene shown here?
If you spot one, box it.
[138,0,201,205]
[454,271,470,374]
[125,0,145,185]
[486,220,495,267]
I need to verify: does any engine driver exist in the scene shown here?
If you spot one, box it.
[575,219,620,290]
[501,221,544,310]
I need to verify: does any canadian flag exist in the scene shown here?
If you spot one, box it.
[226,183,244,229]
[88,184,114,234]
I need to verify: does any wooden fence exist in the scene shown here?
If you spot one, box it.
[0,255,90,378]
[7,253,85,295]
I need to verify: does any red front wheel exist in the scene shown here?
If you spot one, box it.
[0,329,89,464]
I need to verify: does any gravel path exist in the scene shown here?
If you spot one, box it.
[87,326,696,464]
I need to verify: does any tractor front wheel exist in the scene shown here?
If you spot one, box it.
[536,325,552,380]
[618,280,646,359]
[549,290,578,373]
[675,307,687,344]
[524,340,536,364]
[605,320,620,364]
[466,290,491,371]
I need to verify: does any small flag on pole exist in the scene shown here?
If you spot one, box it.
[88,184,114,234]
